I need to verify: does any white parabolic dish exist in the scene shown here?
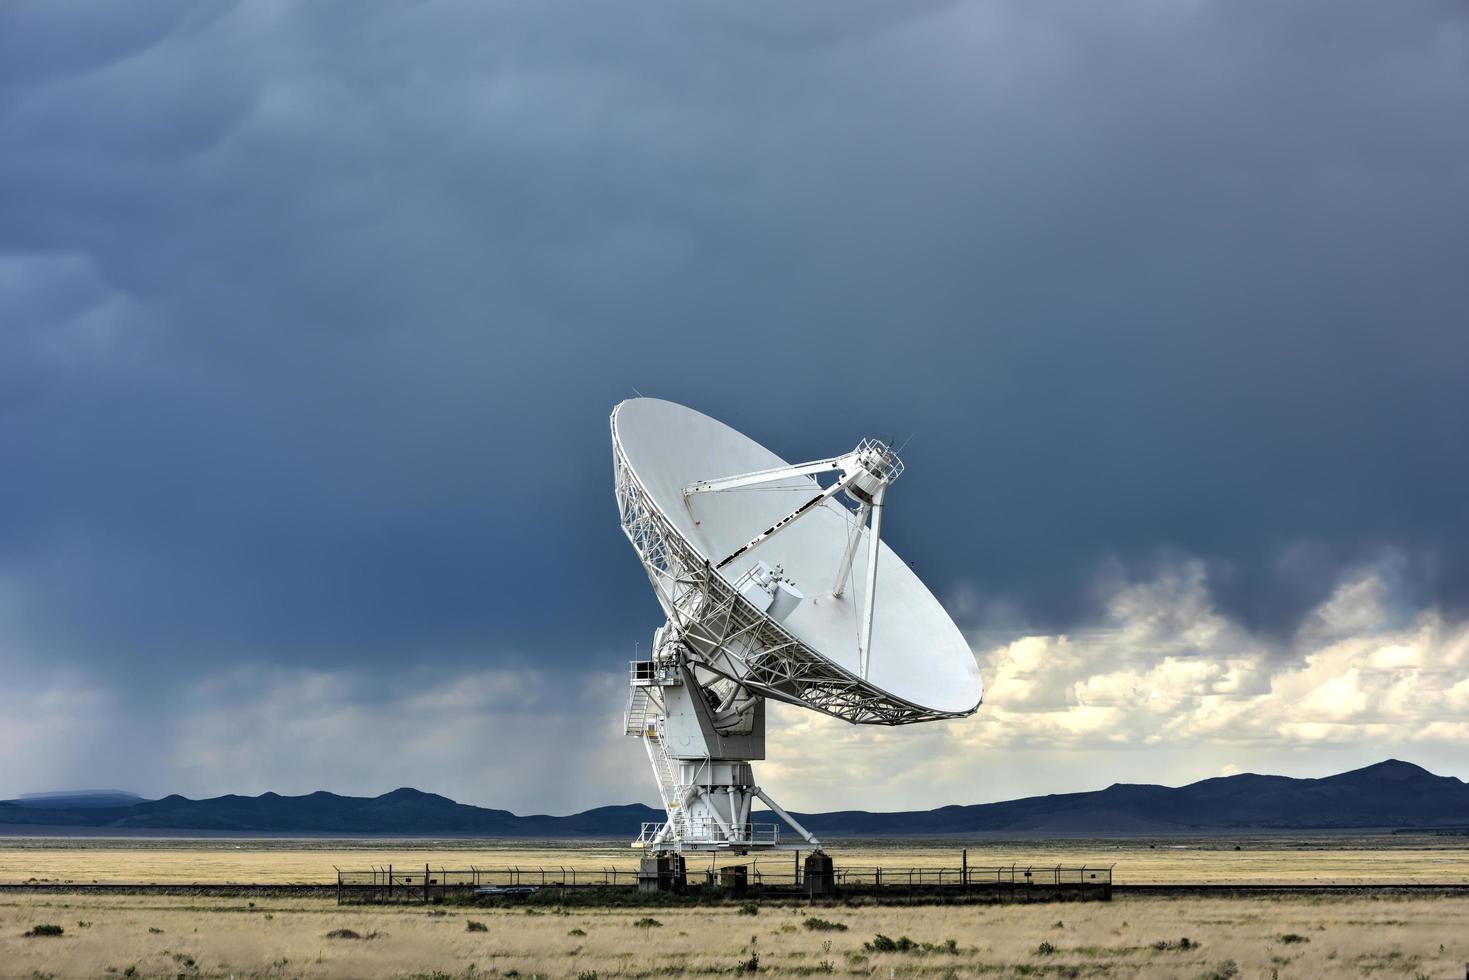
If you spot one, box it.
[612,398,983,717]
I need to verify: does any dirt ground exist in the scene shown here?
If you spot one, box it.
[2,891,1467,979]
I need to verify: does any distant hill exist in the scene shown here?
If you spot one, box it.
[4,791,151,809]
[2,760,1464,836]
[791,760,1469,834]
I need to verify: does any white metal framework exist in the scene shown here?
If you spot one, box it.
[615,424,959,727]
[612,406,985,854]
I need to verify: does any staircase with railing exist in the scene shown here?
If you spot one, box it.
[624,684,652,736]
[624,662,689,843]
[642,717,689,841]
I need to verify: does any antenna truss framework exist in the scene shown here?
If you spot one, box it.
[613,425,964,727]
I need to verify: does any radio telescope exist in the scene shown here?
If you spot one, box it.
[612,398,983,857]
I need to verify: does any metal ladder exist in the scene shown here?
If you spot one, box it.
[624,685,652,735]
[642,718,689,840]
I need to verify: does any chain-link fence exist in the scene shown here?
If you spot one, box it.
[335,860,1112,904]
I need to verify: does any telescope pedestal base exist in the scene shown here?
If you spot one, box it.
[637,853,687,893]
[804,851,835,896]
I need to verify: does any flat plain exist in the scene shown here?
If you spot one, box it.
[3,891,1468,979]
[3,834,1468,885]
[3,835,1467,978]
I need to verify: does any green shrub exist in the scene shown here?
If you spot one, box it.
[1278,934,1310,945]
[1153,937,1198,951]
[860,933,954,956]
[865,934,917,953]
[737,951,760,974]
[803,917,848,932]
[1034,941,1057,956]
[634,917,663,929]
[738,902,759,916]
[326,928,362,939]
[25,923,64,937]
[568,927,588,937]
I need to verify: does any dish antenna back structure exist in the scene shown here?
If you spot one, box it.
[612,399,982,854]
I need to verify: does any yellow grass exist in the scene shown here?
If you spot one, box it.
[3,836,1467,884]
[2,891,1467,979]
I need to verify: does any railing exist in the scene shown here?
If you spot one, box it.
[630,659,679,685]
[636,822,781,847]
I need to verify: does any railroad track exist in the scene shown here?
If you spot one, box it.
[0,883,336,895]
[1114,883,1469,895]
[4,881,1468,897]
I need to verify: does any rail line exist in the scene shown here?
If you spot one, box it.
[4,881,1469,897]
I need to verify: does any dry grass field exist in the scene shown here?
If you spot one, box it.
[2,835,1467,885]
[2,891,1467,979]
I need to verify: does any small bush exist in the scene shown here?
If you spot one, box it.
[634,917,663,929]
[1153,937,1198,951]
[803,917,849,932]
[466,920,488,933]
[1202,961,1240,980]
[736,951,760,974]
[577,972,599,980]
[865,934,918,953]
[326,928,363,939]
[147,927,163,934]
[738,902,759,916]
[1034,941,1057,956]
[25,923,64,937]
[1278,934,1310,945]
[568,927,587,937]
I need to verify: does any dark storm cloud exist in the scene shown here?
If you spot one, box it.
[2,0,1467,701]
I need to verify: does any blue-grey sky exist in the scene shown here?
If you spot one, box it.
[3,0,1467,813]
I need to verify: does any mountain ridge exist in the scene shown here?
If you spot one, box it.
[3,760,1465,836]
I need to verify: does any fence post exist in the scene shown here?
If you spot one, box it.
[424,864,430,903]
[388,864,393,901]
[962,849,967,889]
